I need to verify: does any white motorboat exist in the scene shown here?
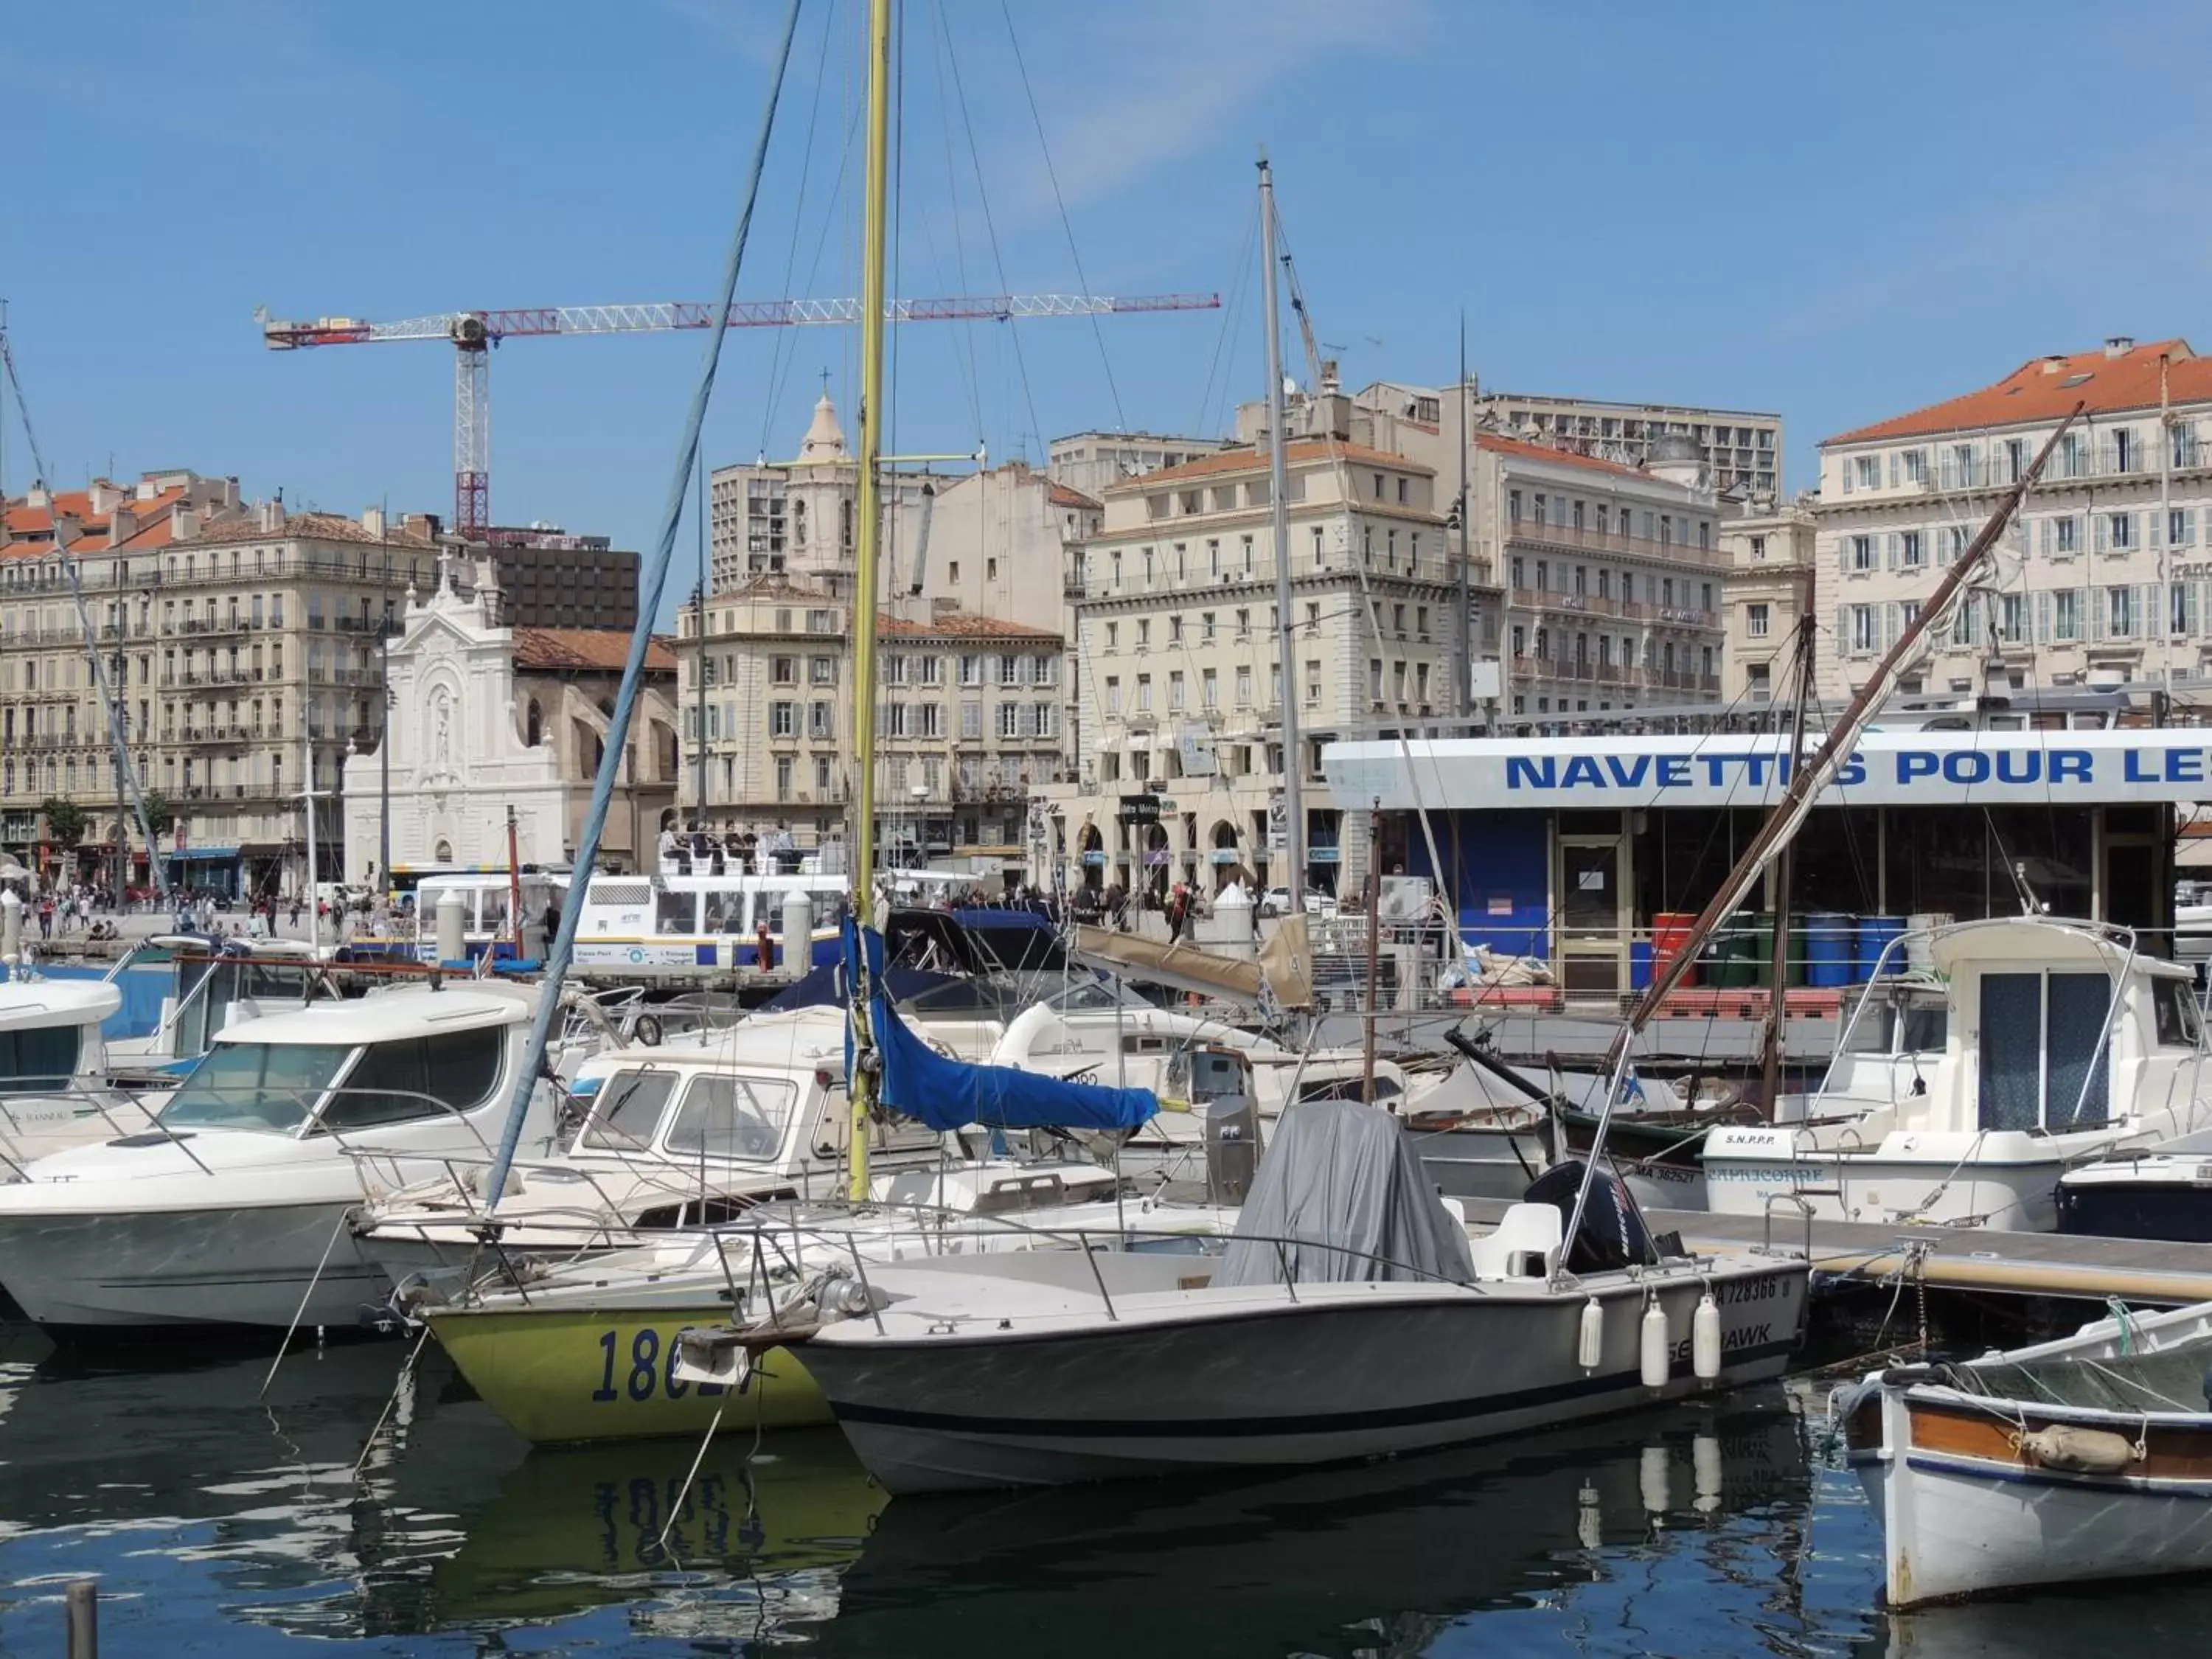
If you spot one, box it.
[1842,1298,2212,1606]
[353,1005,950,1279]
[0,975,153,1165]
[0,981,569,1333]
[102,933,335,1079]
[745,1099,1807,1494]
[1703,917,2212,1230]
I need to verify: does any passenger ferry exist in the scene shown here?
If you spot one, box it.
[405,871,572,967]
[571,872,849,982]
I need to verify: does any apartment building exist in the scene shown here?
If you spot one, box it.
[1470,389,1783,498]
[0,473,436,894]
[675,580,1065,869]
[1043,430,1470,901]
[1814,336,2212,705]
[1719,501,1819,705]
[1475,434,1728,719]
[473,524,641,630]
[1045,429,1231,503]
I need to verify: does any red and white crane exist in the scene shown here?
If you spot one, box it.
[256,293,1220,535]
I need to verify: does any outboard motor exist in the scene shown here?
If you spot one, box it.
[1523,1160,1654,1274]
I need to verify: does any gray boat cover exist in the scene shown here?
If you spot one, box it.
[1211,1099,1477,1288]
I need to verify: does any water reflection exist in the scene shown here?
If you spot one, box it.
[14,1331,2194,1658]
[810,1392,1819,1659]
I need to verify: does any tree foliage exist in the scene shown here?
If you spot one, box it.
[39,799,88,848]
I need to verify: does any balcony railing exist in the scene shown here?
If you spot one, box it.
[1500,516,1728,571]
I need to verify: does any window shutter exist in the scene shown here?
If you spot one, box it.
[1883,603,1899,651]
[2191,509,2202,549]
[2143,585,2159,639]
[1841,459,1854,495]
[2038,518,2051,559]
[2090,587,2107,641]
[2196,580,2207,638]
[2095,513,2109,553]
[2150,510,2164,551]
[1888,451,1899,488]
[1882,532,1896,571]
[1834,605,1849,656]
[2035,591,2050,644]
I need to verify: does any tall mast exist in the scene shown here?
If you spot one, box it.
[1259,156,1304,910]
[846,0,894,1201]
[1455,316,1472,722]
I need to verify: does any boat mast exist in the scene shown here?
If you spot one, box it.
[1759,595,1818,1107]
[846,0,894,1203]
[1259,156,1303,911]
[1555,402,2085,1273]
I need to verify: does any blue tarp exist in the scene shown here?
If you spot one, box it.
[842,921,1157,1133]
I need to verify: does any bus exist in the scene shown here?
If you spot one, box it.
[571,872,850,981]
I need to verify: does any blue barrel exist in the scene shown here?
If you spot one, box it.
[1803,913,1855,989]
[1856,915,1906,981]
[1629,939,1655,990]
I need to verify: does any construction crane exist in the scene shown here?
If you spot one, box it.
[256,293,1221,535]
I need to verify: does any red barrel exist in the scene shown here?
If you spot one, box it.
[1651,911,1699,987]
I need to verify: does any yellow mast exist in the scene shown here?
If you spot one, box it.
[847,0,893,1200]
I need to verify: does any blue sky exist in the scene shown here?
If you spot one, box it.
[9,0,2212,622]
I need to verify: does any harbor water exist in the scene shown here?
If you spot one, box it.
[3,1332,2210,1655]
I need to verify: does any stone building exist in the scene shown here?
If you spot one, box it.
[675,580,1064,874]
[340,554,678,883]
[1814,335,2212,705]
[1719,501,1819,705]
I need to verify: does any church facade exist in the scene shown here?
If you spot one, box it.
[341,554,678,886]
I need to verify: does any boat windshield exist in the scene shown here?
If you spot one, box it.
[1840,990,1949,1057]
[159,1042,355,1133]
[578,1068,681,1152]
[661,1074,797,1161]
[1042,978,1144,1014]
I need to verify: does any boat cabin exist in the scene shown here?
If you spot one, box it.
[155,986,535,1140]
[408,872,571,965]
[0,980,122,1092]
[570,872,850,980]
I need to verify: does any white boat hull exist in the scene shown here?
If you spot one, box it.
[1851,1381,2212,1606]
[1704,1131,2073,1230]
[801,1256,1806,1494]
[0,1201,385,1332]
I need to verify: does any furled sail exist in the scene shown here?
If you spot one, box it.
[844,922,1158,1133]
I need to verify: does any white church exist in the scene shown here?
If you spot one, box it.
[342,552,679,886]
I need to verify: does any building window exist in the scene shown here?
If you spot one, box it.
[1850,605,1878,655]
[1236,665,1252,705]
[1900,531,1924,568]
[771,655,796,684]
[1746,602,1770,639]
[1136,675,1152,712]
[770,700,796,737]
[2053,515,2080,555]
[2053,588,2081,641]
[1848,535,1874,572]
[1105,676,1120,714]
[1853,456,1880,490]
[775,757,793,801]
[2107,585,2136,638]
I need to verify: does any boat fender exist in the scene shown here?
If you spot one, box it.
[1577,1297,1603,1371]
[2014,1425,2139,1475]
[1640,1301,1669,1390]
[1691,1293,1722,1382]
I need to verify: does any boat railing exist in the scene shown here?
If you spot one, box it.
[0,1082,206,1180]
[310,1080,549,1172]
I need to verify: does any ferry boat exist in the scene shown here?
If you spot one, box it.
[569,872,849,984]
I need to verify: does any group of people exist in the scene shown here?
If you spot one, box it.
[657,824,804,879]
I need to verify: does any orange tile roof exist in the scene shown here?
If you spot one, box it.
[1102,439,1436,492]
[1047,481,1102,510]
[1475,432,1653,481]
[1826,338,2205,445]
[512,627,677,674]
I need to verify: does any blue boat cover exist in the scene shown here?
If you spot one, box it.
[843,921,1157,1133]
